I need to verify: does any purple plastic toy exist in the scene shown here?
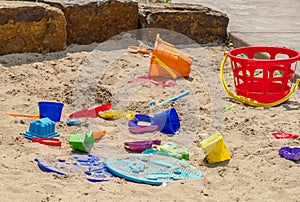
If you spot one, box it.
[279,147,300,161]
[128,125,158,133]
[124,140,161,152]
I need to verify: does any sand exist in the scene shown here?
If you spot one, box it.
[0,32,299,202]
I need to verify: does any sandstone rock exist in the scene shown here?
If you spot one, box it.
[41,0,139,45]
[0,2,66,55]
[138,3,229,45]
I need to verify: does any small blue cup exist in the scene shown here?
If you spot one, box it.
[153,108,180,135]
[128,108,180,135]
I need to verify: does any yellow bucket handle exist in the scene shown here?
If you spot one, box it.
[220,52,300,107]
[152,55,178,79]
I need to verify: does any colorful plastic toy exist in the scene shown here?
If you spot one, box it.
[148,34,193,78]
[35,158,67,175]
[220,46,300,107]
[69,103,112,118]
[142,148,171,157]
[156,143,189,160]
[5,113,39,119]
[105,154,202,185]
[128,108,180,135]
[23,117,59,139]
[99,110,134,120]
[67,118,81,126]
[128,125,158,134]
[149,91,190,107]
[124,140,161,152]
[200,132,231,164]
[31,138,61,146]
[71,153,114,182]
[272,132,298,139]
[38,101,64,122]
[279,147,300,161]
[35,153,114,182]
[153,108,180,134]
[127,46,150,54]
[93,130,106,141]
[69,132,94,153]
[223,104,236,110]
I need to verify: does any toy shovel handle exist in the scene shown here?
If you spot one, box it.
[220,52,300,107]
[32,138,62,146]
[5,113,40,119]
[128,46,150,54]
[159,91,189,106]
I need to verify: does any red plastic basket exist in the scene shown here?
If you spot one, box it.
[227,46,300,103]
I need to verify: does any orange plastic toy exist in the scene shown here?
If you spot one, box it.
[5,113,40,119]
[148,34,193,78]
[93,130,106,141]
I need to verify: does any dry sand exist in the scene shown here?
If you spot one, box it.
[0,33,299,202]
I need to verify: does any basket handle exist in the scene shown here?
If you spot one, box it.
[220,52,300,107]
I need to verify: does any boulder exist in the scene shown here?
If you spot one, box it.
[138,3,229,45]
[41,0,139,45]
[0,1,66,55]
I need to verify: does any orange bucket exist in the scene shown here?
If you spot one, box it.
[148,34,193,78]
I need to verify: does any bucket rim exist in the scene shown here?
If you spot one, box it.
[228,46,300,62]
[38,101,64,106]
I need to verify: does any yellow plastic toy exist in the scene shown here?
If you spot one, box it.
[99,110,134,120]
[200,132,231,164]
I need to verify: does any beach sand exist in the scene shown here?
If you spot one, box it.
[0,34,299,202]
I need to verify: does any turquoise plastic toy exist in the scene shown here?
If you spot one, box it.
[105,154,202,185]
[23,117,59,139]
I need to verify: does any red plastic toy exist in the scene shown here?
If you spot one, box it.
[272,132,298,139]
[31,138,62,146]
[69,103,112,118]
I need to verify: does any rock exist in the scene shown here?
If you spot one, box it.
[0,1,67,55]
[41,0,139,45]
[138,3,229,45]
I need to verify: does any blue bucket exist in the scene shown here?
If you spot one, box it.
[153,108,180,135]
[38,101,64,122]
